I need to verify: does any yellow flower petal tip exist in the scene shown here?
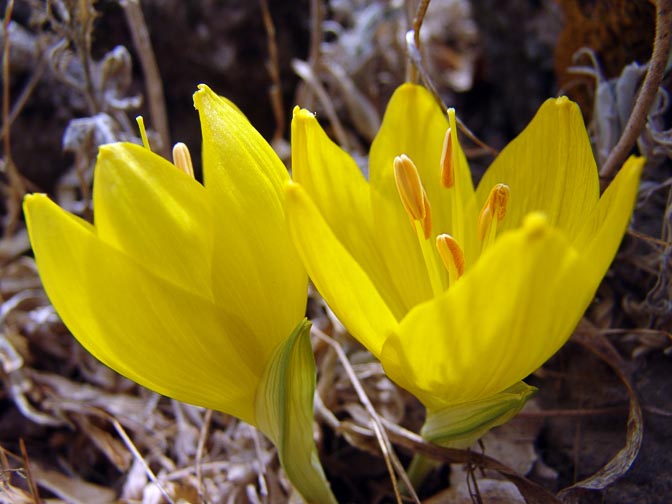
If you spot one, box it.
[285,179,302,199]
[553,95,571,107]
[522,211,550,237]
[292,106,315,121]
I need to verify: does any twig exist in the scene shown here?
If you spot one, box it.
[195,409,213,504]
[251,426,269,499]
[600,0,672,180]
[454,115,499,158]
[75,0,98,114]
[312,328,419,504]
[408,0,431,83]
[1,0,26,238]
[259,0,285,143]
[19,439,41,504]
[120,0,170,159]
[0,56,47,139]
[292,59,351,151]
[112,418,176,504]
[308,0,323,67]
[405,28,499,158]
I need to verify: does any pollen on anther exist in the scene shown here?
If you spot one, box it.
[491,184,510,221]
[478,183,510,240]
[394,154,426,221]
[440,127,454,188]
[172,142,195,178]
[436,233,465,279]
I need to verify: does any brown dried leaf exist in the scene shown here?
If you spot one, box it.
[73,414,132,471]
[560,322,644,500]
[31,461,116,504]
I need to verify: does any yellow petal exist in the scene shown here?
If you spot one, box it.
[291,107,406,318]
[194,84,289,197]
[24,194,263,424]
[380,213,592,410]
[255,319,337,504]
[476,97,600,235]
[574,156,644,284]
[194,85,307,346]
[93,143,214,299]
[285,182,398,357]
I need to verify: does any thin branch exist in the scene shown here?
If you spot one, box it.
[312,328,420,504]
[406,30,499,157]
[121,0,171,159]
[308,0,323,67]
[112,418,176,504]
[19,439,41,504]
[408,0,431,83]
[2,0,26,238]
[259,0,285,143]
[600,0,672,180]
[292,59,351,151]
[0,56,47,139]
[195,409,213,504]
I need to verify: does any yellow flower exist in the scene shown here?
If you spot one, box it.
[24,85,335,503]
[286,83,643,447]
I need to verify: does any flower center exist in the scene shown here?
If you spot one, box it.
[393,109,511,295]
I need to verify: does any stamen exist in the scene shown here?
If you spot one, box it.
[394,154,426,221]
[444,108,466,245]
[394,154,433,238]
[172,142,195,178]
[394,154,444,296]
[436,234,465,286]
[136,116,151,150]
[440,127,454,188]
[478,183,510,249]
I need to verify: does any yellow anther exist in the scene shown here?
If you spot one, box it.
[440,127,454,188]
[394,154,426,221]
[436,234,465,286]
[136,116,151,150]
[394,155,433,239]
[478,184,510,248]
[172,142,195,178]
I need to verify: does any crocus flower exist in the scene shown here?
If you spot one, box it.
[286,83,643,447]
[24,85,335,503]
